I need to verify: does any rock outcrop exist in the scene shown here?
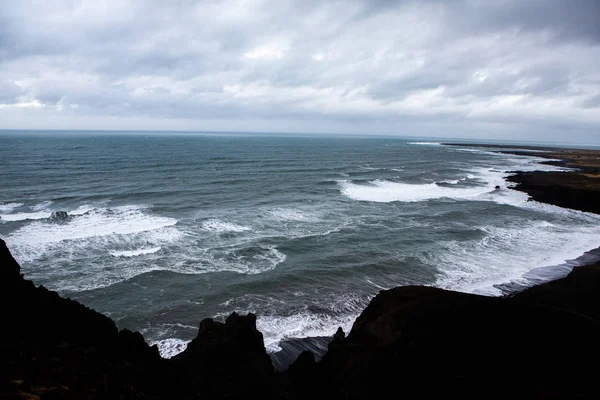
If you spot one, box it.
[50,211,69,221]
[507,171,600,214]
[0,239,286,399]
[2,237,600,399]
[301,282,600,398]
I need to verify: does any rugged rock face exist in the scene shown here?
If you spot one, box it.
[171,312,283,399]
[2,237,600,399]
[0,239,285,399]
[507,171,600,214]
[302,283,600,398]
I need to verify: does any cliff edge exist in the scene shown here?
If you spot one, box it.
[2,238,600,399]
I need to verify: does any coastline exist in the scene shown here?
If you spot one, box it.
[446,142,600,288]
[2,143,600,397]
[2,236,600,398]
[273,143,600,368]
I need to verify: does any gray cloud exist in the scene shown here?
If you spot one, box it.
[0,0,599,141]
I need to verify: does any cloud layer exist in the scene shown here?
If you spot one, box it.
[1,0,599,141]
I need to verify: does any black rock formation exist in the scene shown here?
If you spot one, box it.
[50,211,69,221]
[2,237,600,399]
[507,171,600,214]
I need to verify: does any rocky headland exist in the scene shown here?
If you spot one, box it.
[3,145,600,399]
[446,143,600,214]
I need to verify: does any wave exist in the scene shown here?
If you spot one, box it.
[436,175,474,185]
[0,202,24,214]
[110,247,162,258]
[7,205,177,246]
[258,312,356,353]
[151,338,190,359]
[210,292,366,354]
[1,210,54,222]
[0,203,93,222]
[339,147,570,205]
[407,142,442,146]
[196,245,287,276]
[433,215,600,296]
[339,177,500,203]
[202,219,251,233]
[31,200,53,211]
[5,204,182,291]
[269,208,321,222]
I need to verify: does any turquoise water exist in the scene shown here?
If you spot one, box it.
[2,132,599,356]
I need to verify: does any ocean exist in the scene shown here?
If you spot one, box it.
[2,131,600,358]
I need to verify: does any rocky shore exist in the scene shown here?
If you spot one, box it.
[446,143,600,214]
[2,233,600,399]
[3,144,600,399]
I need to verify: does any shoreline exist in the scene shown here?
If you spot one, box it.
[3,237,599,398]
[3,143,600,397]
[445,142,600,292]
[274,143,600,368]
[3,142,600,396]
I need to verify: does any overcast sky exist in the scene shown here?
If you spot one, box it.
[1,0,599,142]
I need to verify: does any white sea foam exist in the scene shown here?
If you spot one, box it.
[5,204,181,281]
[258,312,356,353]
[270,208,319,222]
[151,338,189,358]
[0,210,53,222]
[201,245,287,275]
[408,142,442,146]
[217,292,365,353]
[202,219,251,233]
[31,200,53,211]
[110,247,162,258]
[0,200,59,221]
[0,202,24,213]
[339,178,496,203]
[433,218,600,295]
[8,205,177,246]
[340,147,569,205]
[437,176,471,185]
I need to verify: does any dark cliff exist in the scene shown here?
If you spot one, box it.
[507,171,600,214]
[0,239,285,399]
[2,238,600,399]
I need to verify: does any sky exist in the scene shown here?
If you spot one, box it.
[1,0,599,142]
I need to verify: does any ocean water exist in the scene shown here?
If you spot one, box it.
[2,132,600,358]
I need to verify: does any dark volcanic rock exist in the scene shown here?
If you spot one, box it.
[50,211,69,221]
[311,281,600,398]
[2,237,600,399]
[172,312,283,399]
[507,171,600,214]
[271,336,332,371]
[511,263,600,320]
[0,238,286,399]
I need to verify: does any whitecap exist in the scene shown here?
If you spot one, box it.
[433,217,600,296]
[339,179,494,203]
[218,292,365,353]
[110,247,162,258]
[270,208,318,222]
[0,210,53,222]
[202,219,251,233]
[31,200,53,211]
[7,205,177,246]
[5,204,181,282]
[151,338,190,358]
[203,245,287,275]
[0,202,24,213]
[258,312,356,353]
[407,142,442,146]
